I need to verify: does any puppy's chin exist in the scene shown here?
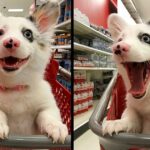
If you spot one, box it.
[1,66,24,76]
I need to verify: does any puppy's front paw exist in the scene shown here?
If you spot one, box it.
[42,120,68,143]
[0,123,9,139]
[102,119,140,136]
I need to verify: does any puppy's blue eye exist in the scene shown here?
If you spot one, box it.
[23,30,32,39]
[22,28,33,42]
[141,34,150,44]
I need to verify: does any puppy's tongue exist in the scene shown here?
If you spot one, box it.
[125,63,145,95]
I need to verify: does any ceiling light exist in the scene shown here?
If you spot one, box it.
[8,9,24,12]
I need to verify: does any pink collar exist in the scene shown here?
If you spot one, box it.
[0,85,29,92]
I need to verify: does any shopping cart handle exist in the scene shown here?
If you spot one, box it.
[89,72,150,148]
[0,135,71,149]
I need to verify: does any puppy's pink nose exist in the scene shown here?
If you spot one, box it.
[3,38,20,50]
[112,42,130,55]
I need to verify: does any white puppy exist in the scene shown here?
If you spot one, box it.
[0,0,68,144]
[103,14,150,138]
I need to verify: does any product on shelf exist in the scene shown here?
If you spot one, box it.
[74,84,94,115]
[74,54,95,67]
[74,71,94,115]
[65,0,71,20]
[74,71,86,83]
[53,33,71,45]
[90,24,111,38]
[74,35,112,52]
[92,38,111,52]
[93,71,114,99]
[74,53,116,68]
[74,8,90,26]
[74,60,95,67]
[74,55,89,61]
[58,0,71,24]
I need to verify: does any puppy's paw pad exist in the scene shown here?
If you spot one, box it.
[102,119,140,136]
[43,121,68,143]
[102,120,128,136]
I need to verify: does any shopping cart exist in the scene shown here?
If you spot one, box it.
[0,58,71,150]
[89,72,150,150]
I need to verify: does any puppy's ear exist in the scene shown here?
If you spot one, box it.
[108,13,128,40]
[30,1,59,32]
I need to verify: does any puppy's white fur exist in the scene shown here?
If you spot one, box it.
[0,0,68,144]
[103,14,150,139]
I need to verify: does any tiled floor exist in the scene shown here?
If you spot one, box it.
[74,129,100,150]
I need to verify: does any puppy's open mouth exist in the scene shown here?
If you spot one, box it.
[0,56,30,72]
[123,61,150,99]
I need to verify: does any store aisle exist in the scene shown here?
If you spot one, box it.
[74,129,100,150]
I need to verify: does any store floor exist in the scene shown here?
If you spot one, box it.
[74,129,100,150]
[74,100,100,150]
[74,100,99,129]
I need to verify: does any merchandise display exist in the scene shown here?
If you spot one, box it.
[74,71,94,115]
[74,53,116,68]
[52,0,71,91]
[54,33,71,45]
[74,1,117,149]
[74,8,115,119]
[74,35,112,52]
[58,0,71,24]
[74,8,90,26]
[93,71,113,99]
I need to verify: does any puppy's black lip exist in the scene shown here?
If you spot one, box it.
[3,67,18,72]
[132,91,146,99]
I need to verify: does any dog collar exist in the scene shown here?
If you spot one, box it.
[0,85,29,92]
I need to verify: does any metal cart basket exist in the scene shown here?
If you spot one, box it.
[0,59,71,150]
[89,72,150,150]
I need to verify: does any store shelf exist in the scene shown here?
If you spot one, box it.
[51,45,71,49]
[74,67,116,71]
[74,19,113,42]
[55,19,71,30]
[55,49,70,53]
[74,42,112,55]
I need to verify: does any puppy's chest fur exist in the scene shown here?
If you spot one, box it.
[127,95,150,116]
[0,86,45,135]
[127,95,150,133]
